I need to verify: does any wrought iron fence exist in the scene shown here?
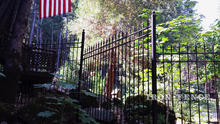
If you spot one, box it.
[16,32,83,106]
[0,12,219,124]
[81,13,220,124]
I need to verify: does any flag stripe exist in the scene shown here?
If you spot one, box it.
[68,0,71,12]
[51,0,54,17]
[66,0,68,13]
[40,0,71,18]
[46,0,49,17]
[49,0,52,17]
[61,0,63,15]
[63,0,66,14]
[58,0,61,15]
[53,0,56,16]
[39,0,42,18]
[56,0,58,15]
[43,0,47,18]
[67,0,69,13]
[42,0,44,18]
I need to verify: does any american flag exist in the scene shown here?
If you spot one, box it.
[39,0,71,19]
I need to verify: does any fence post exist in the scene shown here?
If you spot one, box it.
[151,11,157,124]
[78,29,85,94]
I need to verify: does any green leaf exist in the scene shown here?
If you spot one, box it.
[140,13,149,18]
[0,72,6,78]
[34,83,51,88]
[46,102,62,105]
[45,96,64,101]
[58,82,77,89]
[65,97,79,103]
[142,8,147,12]
[37,111,55,118]
[174,84,180,88]
[51,73,64,77]
[162,37,168,42]
[81,90,98,98]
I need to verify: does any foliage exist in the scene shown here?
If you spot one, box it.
[81,90,98,98]
[21,1,219,123]
[69,0,197,46]
[113,14,220,123]
[157,15,201,46]
[33,77,99,111]
[69,89,99,108]
[16,94,99,124]
[91,71,106,95]
[56,46,82,84]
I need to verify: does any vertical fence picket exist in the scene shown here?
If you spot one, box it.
[212,44,220,123]
[79,29,85,99]
[151,11,157,124]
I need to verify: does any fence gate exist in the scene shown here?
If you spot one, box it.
[82,12,220,124]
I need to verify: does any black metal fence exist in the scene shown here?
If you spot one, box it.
[15,31,83,106]
[81,13,220,124]
[0,12,219,124]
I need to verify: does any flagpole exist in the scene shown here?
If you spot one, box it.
[29,0,37,46]
[36,17,39,44]
[40,18,43,48]
[51,23,53,49]
[56,30,62,73]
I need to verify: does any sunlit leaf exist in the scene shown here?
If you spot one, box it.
[81,90,98,98]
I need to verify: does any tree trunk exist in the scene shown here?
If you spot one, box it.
[0,0,32,103]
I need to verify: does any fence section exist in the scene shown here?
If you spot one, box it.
[82,13,220,124]
[82,18,155,123]
[16,31,84,106]
[0,11,219,124]
[157,43,220,123]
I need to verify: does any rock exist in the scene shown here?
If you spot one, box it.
[124,95,176,124]
[85,107,116,124]
[69,89,98,108]
[101,98,123,109]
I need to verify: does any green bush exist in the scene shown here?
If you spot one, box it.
[16,94,99,124]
